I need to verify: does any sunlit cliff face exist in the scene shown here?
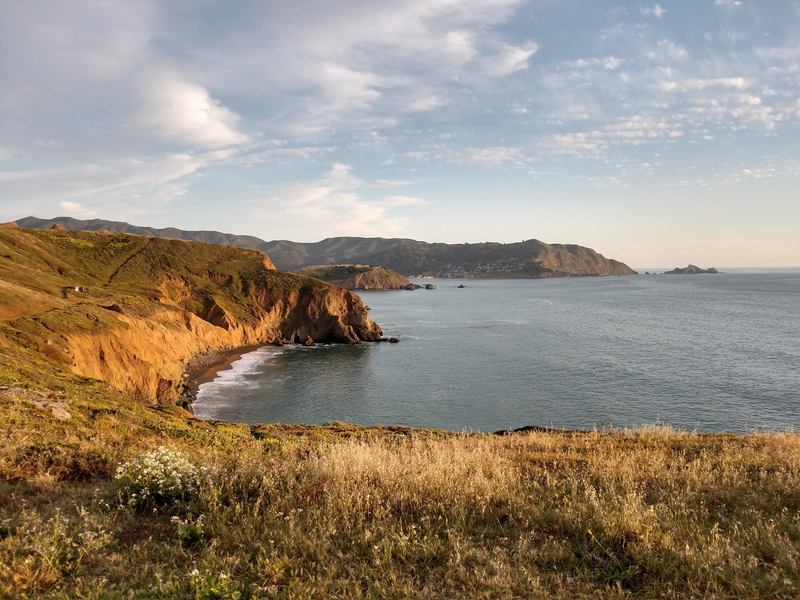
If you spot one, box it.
[0,228,382,402]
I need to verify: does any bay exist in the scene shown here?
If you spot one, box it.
[193,272,800,432]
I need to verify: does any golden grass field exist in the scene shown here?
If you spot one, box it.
[2,370,799,598]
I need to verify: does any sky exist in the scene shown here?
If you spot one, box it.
[1,0,799,268]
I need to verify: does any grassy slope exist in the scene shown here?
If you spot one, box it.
[0,226,291,326]
[1,231,799,598]
[2,360,799,598]
[0,228,382,403]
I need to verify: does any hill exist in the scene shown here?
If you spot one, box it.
[16,216,637,277]
[0,227,381,403]
[296,264,411,290]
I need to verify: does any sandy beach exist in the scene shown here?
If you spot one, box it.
[184,344,263,401]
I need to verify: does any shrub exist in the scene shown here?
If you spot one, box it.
[115,446,203,509]
[188,569,242,600]
[172,514,207,547]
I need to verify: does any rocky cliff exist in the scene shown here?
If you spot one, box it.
[17,216,637,278]
[0,228,381,404]
[296,264,411,290]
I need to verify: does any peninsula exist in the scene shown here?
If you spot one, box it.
[296,264,411,290]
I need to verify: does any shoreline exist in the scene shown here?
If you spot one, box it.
[183,344,265,408]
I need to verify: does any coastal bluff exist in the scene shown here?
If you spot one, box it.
[296,264,411,290]
[0,228,382,404]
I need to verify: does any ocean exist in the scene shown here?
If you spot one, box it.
[192,272,800,432]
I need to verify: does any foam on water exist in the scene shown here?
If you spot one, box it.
[193,347,281,418]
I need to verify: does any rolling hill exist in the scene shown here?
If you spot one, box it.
[16,216,637,278]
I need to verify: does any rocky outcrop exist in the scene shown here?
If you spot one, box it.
[664,265,719,274]
[0,228,381,404]
[296,264,411,290]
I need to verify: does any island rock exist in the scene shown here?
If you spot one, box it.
[664,265,720,274]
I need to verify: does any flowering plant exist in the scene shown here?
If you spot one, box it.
[115,446,202,508]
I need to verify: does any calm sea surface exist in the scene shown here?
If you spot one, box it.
[193,272,800,432]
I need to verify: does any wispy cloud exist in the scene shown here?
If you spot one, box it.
[0,150,234,218]
[256,163,424,239]
[640,4,666,19]
[715,0,743,8]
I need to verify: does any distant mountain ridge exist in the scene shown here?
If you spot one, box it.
[15,216,637,278]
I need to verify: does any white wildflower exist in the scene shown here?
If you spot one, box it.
[115,446,201,508]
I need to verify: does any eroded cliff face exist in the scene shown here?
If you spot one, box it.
[65,285,380,402]
[0,228,381,404]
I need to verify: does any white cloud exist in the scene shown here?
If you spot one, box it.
[258,163,424,238]
[444,30,477,65]
[3,0,800,237]
[403,146,527,166]
[139,74,247,148]
[0,150,233,216]
[483,41,539,76]
[646,40,690,63]
[662,77,752,92]
[715,0,743,8]
[640,4,666,18]
[59,201,94,219]
[237,144,332,166]
[179,0,535,136]
[456,146,527,165]
[406,92,447,112]
[541,115,684,157]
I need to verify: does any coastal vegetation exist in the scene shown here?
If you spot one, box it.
[1,225,798,597]
[2,374,799,597]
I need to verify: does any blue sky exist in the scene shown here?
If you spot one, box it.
[1,0,799,267]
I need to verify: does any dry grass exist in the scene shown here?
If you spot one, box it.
[2,404,799,598]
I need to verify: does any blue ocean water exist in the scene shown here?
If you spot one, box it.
[193,272,800,432]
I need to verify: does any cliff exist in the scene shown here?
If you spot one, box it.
[17,216,637,278]
[0,228,381,404]
[296,264,411,290]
